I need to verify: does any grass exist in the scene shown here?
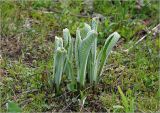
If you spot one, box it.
[0,0,159,112]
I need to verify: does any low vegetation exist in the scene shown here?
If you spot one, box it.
[53,18,120,94]
[0,0,159,112]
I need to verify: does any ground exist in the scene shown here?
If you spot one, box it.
[0,0,159,112]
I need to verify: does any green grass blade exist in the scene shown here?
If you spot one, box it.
[118,86,129,112]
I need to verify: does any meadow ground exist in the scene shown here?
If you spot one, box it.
[0,0,159,112]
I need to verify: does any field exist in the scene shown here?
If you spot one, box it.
[0,0,159,112]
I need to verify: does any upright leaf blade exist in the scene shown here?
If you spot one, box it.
[55,36,63,49]
[63,28,69,48]
[80,23,91,39]
[77,30,97,87]
[54,47,66,93]
[63,28,74,80]
[91,17,98,31]
[97,32,120,76]
[75,29,82,78]
[87,18,99,84]
[118,86,129,112]
[51,37,64,86]
[63,28,72,58]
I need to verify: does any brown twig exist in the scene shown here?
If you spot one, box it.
[123,23,160,53]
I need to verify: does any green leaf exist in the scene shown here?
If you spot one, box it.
[55,36,63,49]
[65,58,75,84]
[63,28,72,55]
[75,29,82,78]
[67,82,77,92]
[63,28,74,80]
[79,91,87,108]
[63,28,69,48]
[6,101,22,113]
[117,86,129,112]
[87,18,98,84]
[77,30,97,87]
[97,32,120,76]
[91,17,99,31]
[80,23,91,39]
[54,47,67,93]
[52,36,64,87]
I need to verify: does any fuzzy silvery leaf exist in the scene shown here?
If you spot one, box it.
[63,28,74,81]
[97,32,120,76]
[75,29,82,78]
[55,36,63,50]
[77,30,97,86]
[54,47,66,92]
[80,23,91,39]
[87,17,98,84]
